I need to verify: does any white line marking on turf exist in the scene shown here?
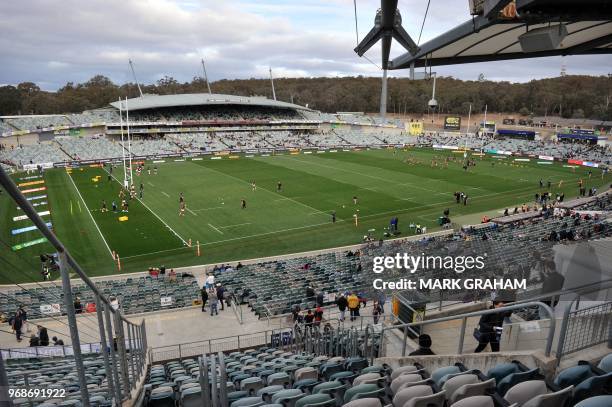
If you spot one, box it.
[193,206,225,212]
[104,168,188,246]
[218,222,251,229]
[186,207,198,216]
[208,223,224,234]
[161,191,170,198]
[148,182,155,187]
[66,172,113,258]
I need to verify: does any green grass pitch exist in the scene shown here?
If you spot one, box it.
[1,148,608,283]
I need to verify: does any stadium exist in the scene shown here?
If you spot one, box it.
[0,1,612,407]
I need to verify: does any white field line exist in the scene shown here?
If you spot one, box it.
[196,163,332,220]
[66,172,113,258]
[147,182,155,187]
[193,206,225,212]
[161,191,170,198]
[208,223,224,234]
[218,222,252,229]
[104,168,188,246]
[186,207,198,216]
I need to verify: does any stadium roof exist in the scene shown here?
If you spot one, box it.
[389,1,612,69]
[109,93,311,112]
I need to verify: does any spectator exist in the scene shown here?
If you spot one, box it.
[159,265,166,276]
[314,306,324,326]
[74,297,83,314]
[474,301,511,353]
[209,289,219,316]
[52,336,64,346]
[372,301,383,324]
[216,283,226,311]
[304,310,314,325]
[305,286,315,301]
[168,268,177,282]
[347,292,360,321]
[291,305,301,323]
[200,285,208,312]
[316,291,324,307]
[540,259,565,308]
[29,334,40,347]
[109,296,119,311]
[38,325,49,346]
[11,310,23,342]
[336,294,348,321]
[205,273,215,289]
[409,334,435,356]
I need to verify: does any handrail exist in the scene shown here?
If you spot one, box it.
[555,281,612,366]
[229,293,243,324]
[379,301,556,359]
[507,278,612,308]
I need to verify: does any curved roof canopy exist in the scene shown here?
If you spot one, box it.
[389,0,612,69]
[110,93,310,112]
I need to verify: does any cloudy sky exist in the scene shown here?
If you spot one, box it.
[0,0,610,90]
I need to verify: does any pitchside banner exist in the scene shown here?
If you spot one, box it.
[444,116,461,131]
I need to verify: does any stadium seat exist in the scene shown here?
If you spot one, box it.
[404,390,446,407]
[450,395,494,407]
[431,366,462,386]
[343,399,382,407]
[575,395,612,407]
[486,363,520,384]
[503,380,547,405]
[521,385,573,407]
[497,368,540,395]
[449,378,495,404]
[442,374,480,402]
[343,384,383,403]
[597,354,612,373]
[230,397,265,407]
[573,372,612,403]
[554,364,597,387]
[294,393,334,407]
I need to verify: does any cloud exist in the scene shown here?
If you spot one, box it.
[0,0,609,91]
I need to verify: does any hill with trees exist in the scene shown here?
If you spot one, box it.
[0,74,609,120]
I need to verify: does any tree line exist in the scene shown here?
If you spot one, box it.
[0,74,610,120]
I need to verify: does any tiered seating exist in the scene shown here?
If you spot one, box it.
[123,138,183,157]
[0,143,71,166]
[6,354,113,405]
[215,253,368,317]
[56,136,124,160]
[6,115,71,131]
[0,274,200,319]
[169,133,230,152]
[67,111,120,125]
[0,120,15,133]
[143,349,612,406]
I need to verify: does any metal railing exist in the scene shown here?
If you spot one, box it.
[370,301,556,364]
[556,293,612,365]
[229,293,243,324]
[0,166,149,407]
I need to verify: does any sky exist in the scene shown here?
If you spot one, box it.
[0,0,610,90]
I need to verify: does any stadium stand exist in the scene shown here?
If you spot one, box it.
[139,346,612,407]
[0,274,201,320]
[0,143,71,166]
[55,136,125,161]
[5,116,72,131]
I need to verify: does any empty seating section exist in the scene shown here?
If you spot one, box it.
[168,133,230,152]
[67,111,120,125]
[142,349,612,406]
[0,274,200,320]
[417,134,611,163]
[6,116,72,131]
[128,106,303,123]
[0,143,71,166]
[126,138,183,157]
[56,137,124,160]
[0,120,15,133]
[6,354,114,406]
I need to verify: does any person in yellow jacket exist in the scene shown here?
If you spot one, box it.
[347,293,360,321]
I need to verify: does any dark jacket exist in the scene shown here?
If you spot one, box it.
[336,296,348,311]
[408,347,435,356]
[477,306,512,333]
[39,328,49,346]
